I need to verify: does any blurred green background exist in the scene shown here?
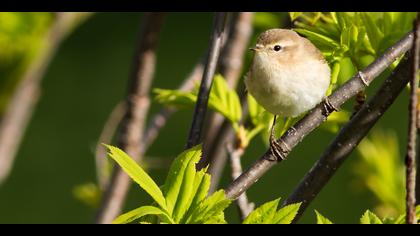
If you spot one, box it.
[0,12,411,223]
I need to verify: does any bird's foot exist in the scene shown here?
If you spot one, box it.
[322,97,338,117]
[269,116,290,161]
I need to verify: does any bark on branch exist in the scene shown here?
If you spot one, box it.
[282,58,411,223]
[186,12,228,149]
[95,13,165,224]
[224,31,414,201]
[405,14,420,224]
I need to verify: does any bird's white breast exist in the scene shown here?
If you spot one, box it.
[245,53,331,117]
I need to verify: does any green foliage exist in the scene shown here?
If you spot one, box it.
[106,144,231,224]
[315,210,333,224]
[243,198,301,224]
[360,210,383,224]
[0,12,54,113]
[154,74,242,130]
[353,129,404,218]
[292,12,415,88]
[106,144,304,224]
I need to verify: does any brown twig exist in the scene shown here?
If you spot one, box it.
[207,92,248,193]
[95,13,165,224]
[406,14,420,224]
[226,143,254,221]
[186,12,228,149]
[0,12,91,185]
[95,102,126,190]
[224,31,414,201]
[282,58,411,223]
[199,12,254,187]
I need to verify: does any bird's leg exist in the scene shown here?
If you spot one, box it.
[322,96,338,117]
[269,115,287,161]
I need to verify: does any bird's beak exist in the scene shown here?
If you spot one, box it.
[249,44,263,52]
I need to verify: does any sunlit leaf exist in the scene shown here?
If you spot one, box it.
[104,145,167,210]
[360,210,383,224]
[113,205,174,224]
[315,210,333,224]
[243,198,280,224]
[162,144,202,216]
[185,190,231,224]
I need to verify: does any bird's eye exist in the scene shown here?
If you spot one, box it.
[273,45,282,51]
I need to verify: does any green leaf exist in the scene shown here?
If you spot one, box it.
[104,145,166,210]
[172,147,202,222]
[294,28,340,49]
[208,74,242,124]
[273,202,301,224]
[243,198,280,224]
[153,88,197,108]
[390,205,420,224]
[360,13,384,53]
[254,12,280,29]
[180,167,211,223]
[289,12,303,21]
[113,205,174,224]
[315,210,333,224]
[247,93,273,127]
[185,190,231,224]
[162,144,202,217]
[360,210,383,224]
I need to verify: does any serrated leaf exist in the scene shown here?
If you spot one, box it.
[315,210,333,224]
[243,198,280,224]
[113,205,174,224]
[180,167,211,223]
[360,210,383,224]
[185,190,231,224]
[172,147,202,222]
[273,202,301,224]
[104,145,166,210]
[162,144,202,217]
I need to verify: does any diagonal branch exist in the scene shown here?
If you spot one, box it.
[0,12,91,185]
[282,58,411,223]
[406,13,420,224]
[186,12,228,149]
[224,31,414,201]
[95,12,165,224]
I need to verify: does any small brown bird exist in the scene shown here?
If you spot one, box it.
[245,29,331,160]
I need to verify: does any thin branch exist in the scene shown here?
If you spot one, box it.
[95,102,126,190]
[0,12,91,185]
[224,31,414,200]
[186,12,228,149]
[406,14,420,224]
[226,143,254,221]
[282,58,411,223]
[207,92,248,193]
[95,13,165,224]
[200,12,254,175]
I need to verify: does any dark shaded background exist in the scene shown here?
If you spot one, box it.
[0,12,409,223]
